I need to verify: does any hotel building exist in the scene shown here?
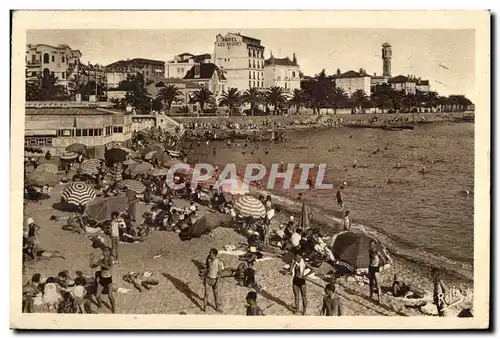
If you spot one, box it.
[334,69,372,97]
[106,58,166,88]
[166,53,212,79]
[213,33,265,91]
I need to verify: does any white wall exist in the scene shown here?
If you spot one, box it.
[264,64,300,91]
[335,76,371,97]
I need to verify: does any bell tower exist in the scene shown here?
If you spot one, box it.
[382,42,392,77]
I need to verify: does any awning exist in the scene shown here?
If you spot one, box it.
[25,129,57,136]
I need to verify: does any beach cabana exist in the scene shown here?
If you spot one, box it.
[331,231,391,273]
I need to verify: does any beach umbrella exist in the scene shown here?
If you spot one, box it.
[106,148,128,164]
[331,232,390,273]
[80,159,101,175]
[104,166,123,184]
[86,196,128,222]
[130,162,153,174]
[25,146,43,154]
[179,212,233,241]
[219,178,249,195]
[164,159,183,168]
[122,159,137,166]
[117,147,133,154]
[61,182,97,206]
[117,179,146,194]
[66,143,86,154]
[34,163,58,174]
[150,168,169,177]
[27,171,60,187]
[176,166,194,178]
[233,195,266,218]
[60,152,78,161]
[299,201,310,230]
[144,151,156,160]
[151,143,164,153]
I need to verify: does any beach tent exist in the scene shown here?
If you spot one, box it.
[233,195,266,218]
[179,212,232,241]
[61,182,97,206]
[86,196,128,223]
[331,231,391,273]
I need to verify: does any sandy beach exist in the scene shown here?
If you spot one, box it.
[22,183,473,316]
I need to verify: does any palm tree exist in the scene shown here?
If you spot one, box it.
[218,88,242,116]
[190,87,214,112]
[328,87,349,114]
[26,71,67,101]
[156,84,182,112]
[265,86,288,115]
[350,89,368,113]
[290,88,305,115]
[372,83,394,113]
[241,87,262,116]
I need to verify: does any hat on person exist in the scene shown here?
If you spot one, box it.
[289,216,294,221]
[27,217,34,225]
[67,279,75,287]
[250,246,257,253]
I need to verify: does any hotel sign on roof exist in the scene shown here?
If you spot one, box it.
[216,36,242,47]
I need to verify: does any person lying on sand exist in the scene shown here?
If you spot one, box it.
[122,272,159,292]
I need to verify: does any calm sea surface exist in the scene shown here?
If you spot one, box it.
[190,122,474,272]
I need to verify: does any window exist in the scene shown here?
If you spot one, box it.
[253,81,256,87]
[62,56,65,63]
[285,83,288,89]
[89,129,94,137]
[43,53,49,64]
[76,129,81,137]
[292,71,296,78]
[253,60,256,68]
[51,55,55,62]
[249,60,252,68]
[249,81,252,88]
[62,72,65,79]
[248,49,251,57]
[253,71,255,79]
[82,129,88,137]
[249,71,252,79]
[24,136,53,146]
[113,126,123,133]
[31,72,36,77]
[31,55,36,63]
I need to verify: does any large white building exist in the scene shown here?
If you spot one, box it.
[263,54,300,92]
[334,69,372,97]
[166,53,212,79]
[213,33,265,91]
[25,44,82,89]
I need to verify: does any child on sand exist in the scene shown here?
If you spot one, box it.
[72,277,87,313]
[321,283,344,316]
[245,291,264,316]
[203,248,224,313]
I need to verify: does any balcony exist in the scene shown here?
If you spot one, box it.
[26,60,41,66]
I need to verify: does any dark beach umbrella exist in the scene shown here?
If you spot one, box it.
[66,143,87,154]
[86,196,128,223]
[106,148,128,164]
[331,231,388,272]
[61,182,97,206]
[179,212,233,241]
[27,171,60,187]
[117,179,146,194]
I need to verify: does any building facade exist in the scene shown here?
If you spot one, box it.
[416,79,431,92]
[183,63,227,99]
[166,53,212,78]
[24,102,132,155]
[263,54,300,91]
[334,69,372,97]
[147,78,202,112]
[25,44,82,89]
[105,58,166,88]
[381,42,392,77]
[388,75,417,94]
[213,33,265,91]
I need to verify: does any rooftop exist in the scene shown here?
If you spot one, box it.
[388,75,417,83]
[184,63,226,81]
[25,108,116,116]
[336,70,371,79]
[264,56,298,67]
[106,58,165,69]
[25,101,115,109]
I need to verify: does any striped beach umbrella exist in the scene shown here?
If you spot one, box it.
[60,152,78,161]
[117,179,146,194]
[104,166,123,184]
[233,195,266,218]
[61,182,97,206]
[80,159,101,175]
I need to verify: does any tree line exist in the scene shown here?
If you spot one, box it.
[26,70,473,115]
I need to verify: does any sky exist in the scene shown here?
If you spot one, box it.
[27,29,475,100]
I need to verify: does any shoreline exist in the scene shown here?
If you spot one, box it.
[247,185,473,283]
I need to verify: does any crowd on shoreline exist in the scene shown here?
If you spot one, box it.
[22,126,473,317]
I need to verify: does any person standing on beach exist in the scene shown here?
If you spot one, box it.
[320,283,344,316]
[290,251,308,315]
[127,189,137,223]
[336,186,344,210]
[203,248,224,313]
[431,268,449,317]
[110,212,122,262]
[368,240,382,304]
[342,210,352,231]
[89,247,116,313]
[245,291,264,316]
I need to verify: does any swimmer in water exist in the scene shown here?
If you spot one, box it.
[419,166,427,174]
[396,162,402,169]
[265,148,269,155]
[213,148,216,156]
[352,160,357,168]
